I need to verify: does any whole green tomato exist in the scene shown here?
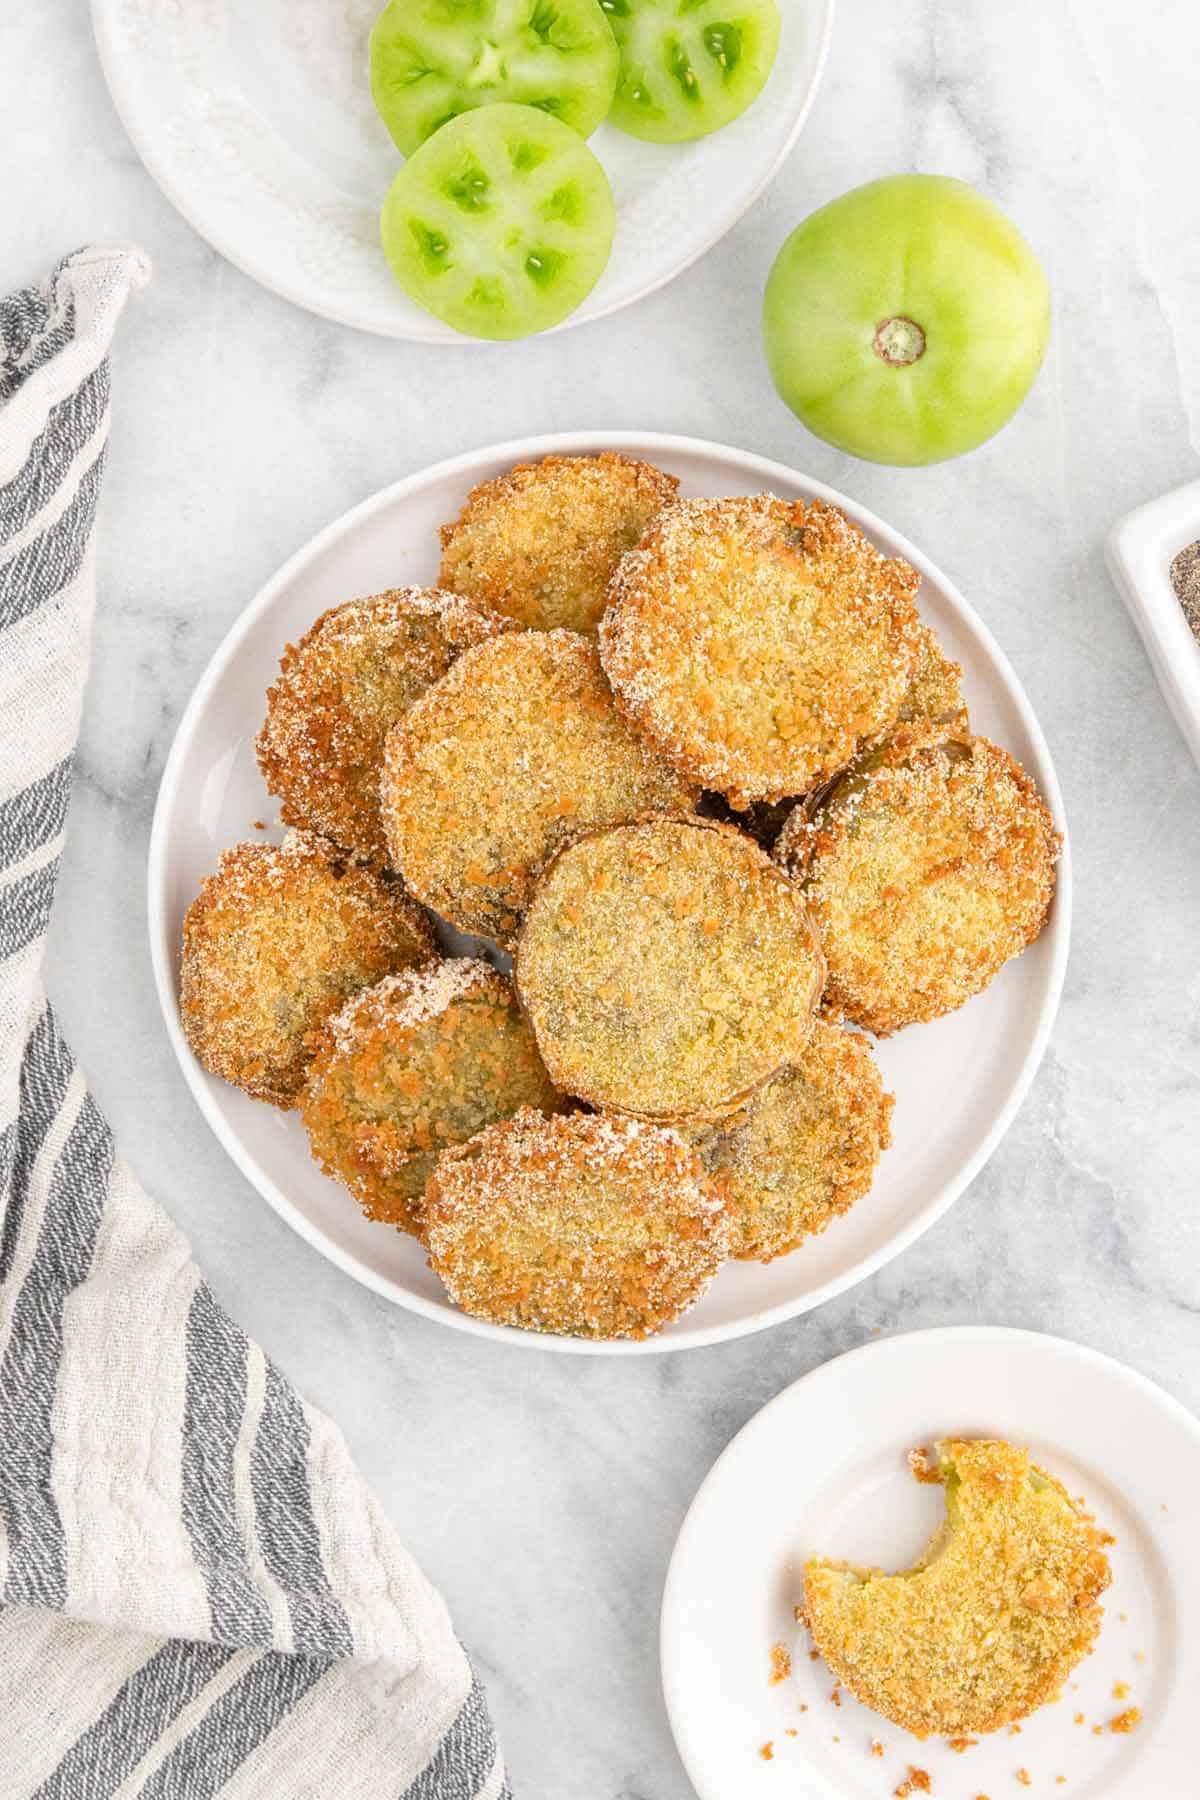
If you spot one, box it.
[763,175,1050,466]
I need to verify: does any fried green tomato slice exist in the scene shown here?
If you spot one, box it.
[369,0,620,158]
[426,1108,728,1338]
[381,628,694,945]
[679,1020,893,1261]
[602,0,780,143]
[300,958,564,1239]
[179,830,436,1108]
[895,618,968,733]
[694,619,964,852]
[775,731,1060,1036]
[600,495,923,807]
[256,587,509,865]
[380,104,616,341]
[515,815,825,1119]
[438,452,679,633]
[803,1438,1112,1737]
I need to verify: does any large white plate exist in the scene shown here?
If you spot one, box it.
[147,432,1071,1355]
[91,0,834,342]
[661,1329,1198,1797]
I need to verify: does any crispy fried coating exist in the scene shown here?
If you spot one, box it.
[300,959,564,1239]
[381,629,694,946]
[776,731,1060,1036]
[680,1020,893,1261]
[438,452,679,635]
[600,496,922,805]
[896,619,968,732]
[515,816,825,1120]
[256,587,507,863]
[425,1108,727,1339]
[803,1438,1112,1737]
[696,620,964,848]
[179,830,436,1107]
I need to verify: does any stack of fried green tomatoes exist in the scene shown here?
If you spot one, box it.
[370,0,781,339]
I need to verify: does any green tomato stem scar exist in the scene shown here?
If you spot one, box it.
[873,316,926,366]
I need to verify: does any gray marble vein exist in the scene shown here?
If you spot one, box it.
[3,0,1200,1794]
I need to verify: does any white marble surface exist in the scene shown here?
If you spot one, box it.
[5,1,1200,1793]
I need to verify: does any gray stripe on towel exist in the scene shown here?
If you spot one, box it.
[0,1004,75,1288]
[0,758,72,871]
[0,1091,113,1608]
[0,859,60,962]
[33,1639,237,1800]
[0,365,107,547]
[250,1361,354,1657]
[0,453,103,630]
[139,1650,334,1800]
[0,266,74,405]
[181,1283,274,1647]
[401,1678,500,1800]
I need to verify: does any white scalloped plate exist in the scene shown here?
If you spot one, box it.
[91,0,834,341]
[147,432,1071,1354]
[662,1328,1198,1798]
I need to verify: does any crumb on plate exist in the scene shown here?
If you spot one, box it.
[894,1770,931,1796]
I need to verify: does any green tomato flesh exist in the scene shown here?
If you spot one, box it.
[380,103,615,338]
[600,0,779,143]
[763,175,1051,466]
[370,0,619,156]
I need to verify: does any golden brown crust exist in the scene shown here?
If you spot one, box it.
[425,1108,728,1338]
[300,959,564,1240]
[256,586,507,864]
[515,815,825,1120]
[679,1020,893,1260]
[380,629,695,946]
[179,830,436,1108]
[896,619,968,733]
[599,495,922,805]
[775,731,1060,1036]
[438,452,679,634]
[803,1438,1112,1737]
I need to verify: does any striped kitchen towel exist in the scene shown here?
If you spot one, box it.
[0,247,510,1799]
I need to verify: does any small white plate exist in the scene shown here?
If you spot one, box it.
[661,1327,1199,1798]
[91,0,833,342]
[147,431,1070,1355]
[1106,481,1200,772]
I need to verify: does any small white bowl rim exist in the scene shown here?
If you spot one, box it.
[147,429,1072,1356]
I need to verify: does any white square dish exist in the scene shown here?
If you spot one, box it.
[1106,479,1200,770]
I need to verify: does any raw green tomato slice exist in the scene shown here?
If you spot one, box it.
[601,0,780,143]
[370,0,620,157]
[380,104,616,339]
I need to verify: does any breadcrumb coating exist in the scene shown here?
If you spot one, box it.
[438,452,679,634]
[600,495,922,805]
[179,830,436,1108]
[775,731,1060,1035]
[381,629,694,945]
[696,620,963,849]
[426,1108,728,1338]
[803,1439,1111,1738]
[680,1020,893,1261]
[515,815,825,1120]
[300,959,564,1238]
[256,586,507,864]
[897,620,968,733]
